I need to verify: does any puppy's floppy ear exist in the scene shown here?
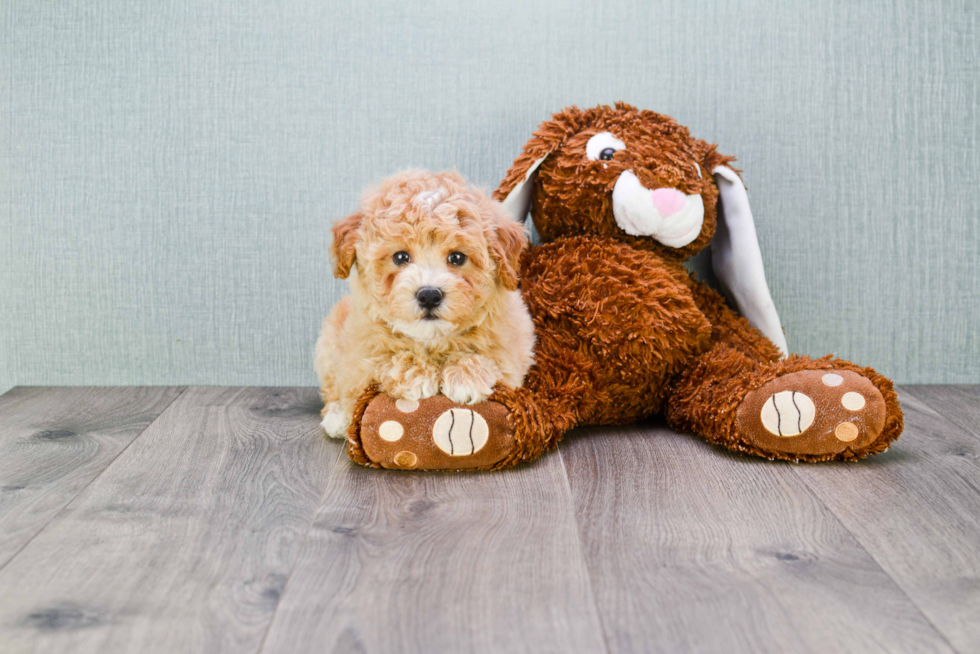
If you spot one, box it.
[488,204,529,291]
[494,106,589,223]
[710,165,789,358]
[330,212,362,279]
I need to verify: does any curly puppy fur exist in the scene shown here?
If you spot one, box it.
[315,170,535,438]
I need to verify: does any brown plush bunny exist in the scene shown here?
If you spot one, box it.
[343,103,903,470]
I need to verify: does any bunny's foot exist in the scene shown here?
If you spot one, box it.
[343,386,553,471]
[666,345,903,462]
[736,369,892,459]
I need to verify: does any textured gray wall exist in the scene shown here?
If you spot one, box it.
[1,0,977,389]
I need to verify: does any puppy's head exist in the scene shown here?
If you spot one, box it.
[331,170,527,341]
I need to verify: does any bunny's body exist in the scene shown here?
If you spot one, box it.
[343,104,903,470]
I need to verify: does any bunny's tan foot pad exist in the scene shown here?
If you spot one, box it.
[359,394,516,471]
[736,370,887,458]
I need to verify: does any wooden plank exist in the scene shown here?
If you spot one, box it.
[902,385,979,438]
[792,387,980,653]
[260,451,608,654]
[561,421,955,654]
[0,386,184,567]
[0,387,335,654]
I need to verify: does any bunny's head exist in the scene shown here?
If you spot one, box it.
[494,102,738,259]
[495,102,788,356]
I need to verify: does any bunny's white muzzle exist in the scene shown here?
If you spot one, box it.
[612,171,704,248]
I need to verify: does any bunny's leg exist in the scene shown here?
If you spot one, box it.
[343,316,587,471]
[664,280,903,461]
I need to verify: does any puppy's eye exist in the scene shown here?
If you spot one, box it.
[586,132,626,161]
[392,251,411,266]
[447,252,466,266]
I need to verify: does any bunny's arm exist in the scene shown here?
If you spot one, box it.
[682,273,784,364]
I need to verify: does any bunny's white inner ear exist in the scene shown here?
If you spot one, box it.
[711,166,789,358]
[501,155,548,224]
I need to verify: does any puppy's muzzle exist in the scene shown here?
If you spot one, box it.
[416,286,443,318]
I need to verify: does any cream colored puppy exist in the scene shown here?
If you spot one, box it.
[315,170,535,439]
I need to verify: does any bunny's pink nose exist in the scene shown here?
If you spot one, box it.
[651,188,686,217]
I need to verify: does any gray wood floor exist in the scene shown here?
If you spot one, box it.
[0,386,977,654]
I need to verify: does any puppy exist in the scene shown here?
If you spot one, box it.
[315,170,535,439]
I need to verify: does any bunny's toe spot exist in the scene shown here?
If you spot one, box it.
[822,373,843,387]
[841,392,866,411]
[378,420,404,442]
[835,422,859,442]
[395,398,419,413]
[393,451,417,468]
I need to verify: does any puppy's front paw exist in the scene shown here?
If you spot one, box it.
[380,356,440,402]
[441,356,499,405]
[442,382,492,405]
[395,376,440,401]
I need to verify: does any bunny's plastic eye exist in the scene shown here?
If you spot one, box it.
[448,252,466,266]
[393,251,411,265]
[586,132,625,161]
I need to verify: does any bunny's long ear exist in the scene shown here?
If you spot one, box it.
[499,156,547,223]
[711,166,789,358]
[494,106,588,223]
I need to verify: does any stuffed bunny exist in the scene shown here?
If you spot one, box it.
[342,103,903,470]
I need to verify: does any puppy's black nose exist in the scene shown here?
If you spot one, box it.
[416,287,443,310]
